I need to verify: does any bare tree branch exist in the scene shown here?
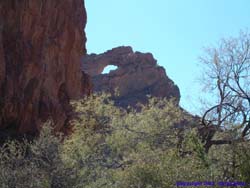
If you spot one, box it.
[200,31,250,151]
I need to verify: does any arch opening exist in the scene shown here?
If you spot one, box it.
[102,65,118,74]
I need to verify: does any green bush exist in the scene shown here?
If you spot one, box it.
[0,122,78,188]
[64,93,219,187]
[1,92,250,188]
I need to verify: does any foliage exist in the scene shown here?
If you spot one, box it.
[1,93,250,187]
[0,122,78,188]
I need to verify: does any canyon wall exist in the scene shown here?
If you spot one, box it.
[0,0,91,139]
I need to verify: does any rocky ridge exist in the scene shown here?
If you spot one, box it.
[82,46,180,109]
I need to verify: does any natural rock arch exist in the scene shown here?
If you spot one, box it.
[82,46,180,109]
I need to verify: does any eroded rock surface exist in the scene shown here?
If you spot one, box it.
[0,0,91,139]
[82,46,180,108]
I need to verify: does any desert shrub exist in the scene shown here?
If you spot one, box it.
[1,92,250,188]
[0,139,32,188]
[62,93,123,187]
[208,139,250,182]
[0,122,78,188]
[236,142,250,181]
[64,93,220,187]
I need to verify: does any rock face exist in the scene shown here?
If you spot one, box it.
[82,46,180,109]
[0,0,91,139]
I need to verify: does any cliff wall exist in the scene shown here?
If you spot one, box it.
[0,0,91,138]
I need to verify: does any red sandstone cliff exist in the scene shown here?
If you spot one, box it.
[82,46,180,109]
[0,0,91,138]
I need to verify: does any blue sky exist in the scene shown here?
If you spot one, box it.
[85,0,250,114]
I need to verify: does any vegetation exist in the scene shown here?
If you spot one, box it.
[0,92,250,187]
[200,31,250,151]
